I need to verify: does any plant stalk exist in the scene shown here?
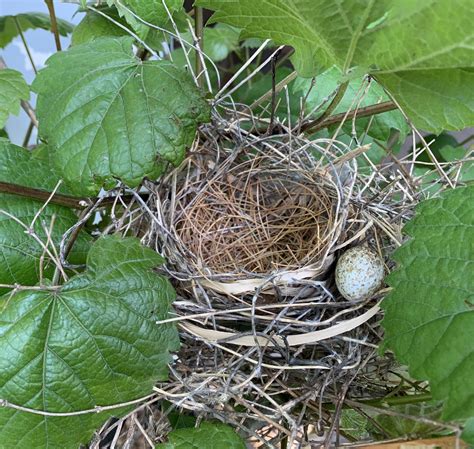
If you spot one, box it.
[194,5,204,88]
[13,17,37,74]
[44,0,62,51]
[301,100,397,135]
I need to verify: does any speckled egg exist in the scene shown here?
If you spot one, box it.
[335,246,384,301]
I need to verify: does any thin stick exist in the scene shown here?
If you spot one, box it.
[0,393,156,417]
[44,0,62,51]
[22,121,34,147]
[250,71,297,111]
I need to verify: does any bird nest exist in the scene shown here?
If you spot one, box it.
[128,111,423,446]
[149,139,350,297]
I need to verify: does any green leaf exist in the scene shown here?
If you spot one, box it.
[71,7,127,45]
[0,139,90,290]
[0,12,73,48]
[182,24,240,62]
[106,0,183,38]
[156,422,246,449]
[0,236,179,449]
[382,185,474,421]
[463,418,474,446]
[293,66,409,142]
[367,402,448,440]
[32,36,210,196]
[0,69,29,128]
[197,0,474,132]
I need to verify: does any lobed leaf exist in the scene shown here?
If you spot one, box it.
[0,69,29,128]
[197,0,474,132]
[0,236,179,449]
[382,185,474,421]
[33,36,210,196]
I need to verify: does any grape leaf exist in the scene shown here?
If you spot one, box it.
[32,36,210,196]
[0,12,73,48]
[155,422,246,449]
[0,236,179,449]
[382,185,474,421]
[293,66,409,142]
[197,0,474,132]
[0,69,29,128]
[0,139,90,291]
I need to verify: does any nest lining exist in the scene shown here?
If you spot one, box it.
[173,152,338,275]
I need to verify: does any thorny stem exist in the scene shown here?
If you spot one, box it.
[44,0,62,51]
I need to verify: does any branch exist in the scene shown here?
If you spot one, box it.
[44,0,62,51]
[301,100,397,134]
[0,181,149,210]
[0,182,90,208]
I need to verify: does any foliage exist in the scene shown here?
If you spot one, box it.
[0,139,91,290]
[71,7,127,45]
[106,0,185,38]
[0,12,73,48]
[155,422,247,449]
[382,185,474,421]
[32,36,210,195]
[0,236,179,449]
[0,69,29,128]
[197,0,474,132]
[0,0,473,447]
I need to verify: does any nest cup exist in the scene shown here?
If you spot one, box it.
[149,139,350,297]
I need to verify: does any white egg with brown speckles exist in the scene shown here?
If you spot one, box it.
[335,246,384,301]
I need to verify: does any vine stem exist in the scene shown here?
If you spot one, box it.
[0,182,90,209]
[194,5,204,88]
[13,17,37,74]
[301,100,396,134]
[44,0,62,52]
